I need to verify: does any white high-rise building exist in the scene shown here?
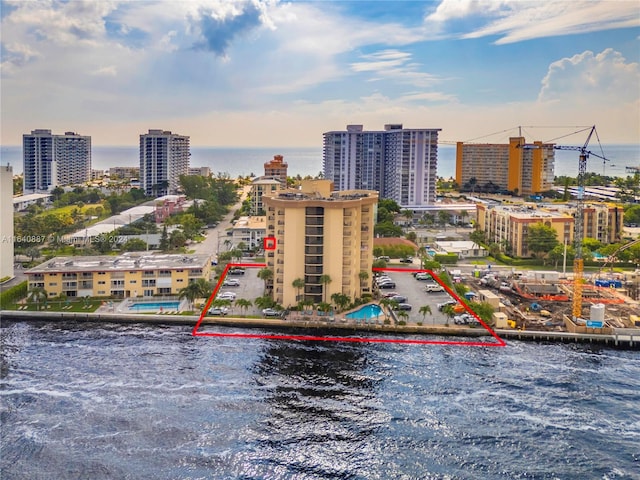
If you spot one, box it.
[0,165,14,280]
[23,129,91,193]
[139,129,190,197]
[323,124,441,206]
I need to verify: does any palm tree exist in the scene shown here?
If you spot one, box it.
[257,268,273,293]
[179,282,202,310]
[358,270,369,289]
[331,292,350,312]
[301,298,315,315]
[27,287,47,310]
[396,310,409,324]
[317,301,332,317]
[292,277,305,302]
[254,295,275,311]
[419,305,432,325]
[379,297,396,322]
[235,298,252,316]
[442,304,456,325]
[319,274,332,303]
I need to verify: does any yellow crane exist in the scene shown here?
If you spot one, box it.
[520,126,609,320]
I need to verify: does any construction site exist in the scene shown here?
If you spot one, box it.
[464,267,639,334]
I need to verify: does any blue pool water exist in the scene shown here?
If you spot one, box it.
[128,301,180,312]
[346,304,383,319]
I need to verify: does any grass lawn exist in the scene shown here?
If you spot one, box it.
[44,203,104,218]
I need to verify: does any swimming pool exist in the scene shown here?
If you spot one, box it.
[346,304,383,320]
[128,301,180,312]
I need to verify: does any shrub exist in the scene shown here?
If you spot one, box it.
[0,281,28,309]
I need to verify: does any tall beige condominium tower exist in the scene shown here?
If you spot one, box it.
[0,165,14,280]
[263,179,377,307]
[139,129,190,197]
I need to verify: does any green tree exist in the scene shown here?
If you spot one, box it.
[123,238,147,252]
[438,210,451,230]
[179,282,203,309]
[25,246,41,262]
[379,297,396,322]
[159,225,169,251]
[467,301,495,325]
[419,305,432,325]
[331,292,350,312]
[527,223,559,259]
[292,278,305,303]
[255,295,275,310]
[396,310,409,325]
[27,287,48,310]
[257,268,273,293]
[358,270,369,289]
[235,298,253,316]
[319,274,332,303]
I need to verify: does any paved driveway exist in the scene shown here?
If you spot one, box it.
[375,270,457,325]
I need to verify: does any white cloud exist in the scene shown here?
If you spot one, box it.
[426,0,640,44]
[92,66,118,77]
[350,49,442,88]
[538,48,640,104]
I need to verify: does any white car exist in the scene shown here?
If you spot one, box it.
[425,284,445,292]
[217,291,236,300]
[208,306,229,316]
[223,278,240,287]
[262,308,281,317]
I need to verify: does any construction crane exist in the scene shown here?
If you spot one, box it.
[520,126,609,320]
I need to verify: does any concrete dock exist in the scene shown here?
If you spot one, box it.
[2,310,638,349]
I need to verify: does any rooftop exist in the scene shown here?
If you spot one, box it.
[26,253,211,274]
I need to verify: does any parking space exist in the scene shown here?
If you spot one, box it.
[375,270,457,325]
[208,266,267,316]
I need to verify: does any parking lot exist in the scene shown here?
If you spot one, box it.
[374,270,458,325]
[208,265,269,317]
[207,264,465,324]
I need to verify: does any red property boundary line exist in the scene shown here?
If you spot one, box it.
[192,264,506,347]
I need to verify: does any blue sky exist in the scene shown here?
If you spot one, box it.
[1,0,638,146]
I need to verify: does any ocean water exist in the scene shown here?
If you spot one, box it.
[1,321,639,479]
[1,144,637,180]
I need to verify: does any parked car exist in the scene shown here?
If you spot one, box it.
[437,300,457,311]
[223,278,240,287]
[393,303,412,311]
[400,257,413,263]
[228,268,245,275]
[426,283,445,292]
[208,307,229,316]
[389,295,407,303]
[262,308,281,317]
[381,291,399,298]
[415,272,432,281]
[377,256,390,262]
[217,291,236,300]
[378,282,396,289]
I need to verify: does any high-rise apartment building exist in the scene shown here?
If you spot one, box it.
[456,138,555,196]
[0,165,14,280]
[23,129,91,193]
[323,124,440,207]
[263,179,377,307]
[264,155,288,184]
[139,129,190,197]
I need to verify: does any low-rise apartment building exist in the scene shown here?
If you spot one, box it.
[230,216,266,251]
[26,253,211,299]
[477,201,626,257]
[476,204,574,257]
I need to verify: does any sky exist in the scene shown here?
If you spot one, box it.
[1,0,639,147]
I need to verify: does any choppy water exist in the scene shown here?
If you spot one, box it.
[1,321,639,480]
